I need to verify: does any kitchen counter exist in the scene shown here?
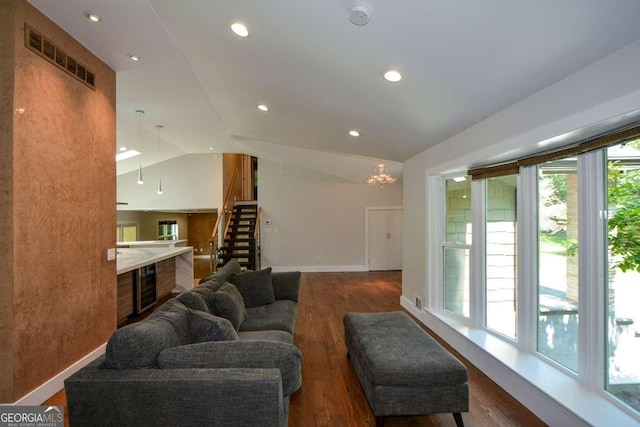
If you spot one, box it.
[116,240,188,248]
[117,247,193,290]
[115,247,194,323]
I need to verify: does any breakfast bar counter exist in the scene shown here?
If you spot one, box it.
[116,247,194,323]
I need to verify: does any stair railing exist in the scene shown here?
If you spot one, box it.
[253,207,262,270]
[210,167,239,273]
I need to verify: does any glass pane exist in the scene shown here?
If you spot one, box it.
[537,161,578,371]
[606,142,640,412]
[485,175,517,338]
[443,247,470,317]
[445,177,472,244]
[122,225,137,242]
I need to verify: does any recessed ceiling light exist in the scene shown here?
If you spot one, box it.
[383,69,402,82]
[452,176,467,182]
[209,147,214,150]
[231,22,249,37]
[128,53,141,61]
[257,104,269,112]
[86,12,102,23]
[349,130,360,137]
[119,146,128,152]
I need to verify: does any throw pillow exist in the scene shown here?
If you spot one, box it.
[212,283,247,330]
[187,309,239,342]
[229,267,275,308]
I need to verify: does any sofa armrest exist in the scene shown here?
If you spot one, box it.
[158,341,302,396]
[65,358,285,427]
[271,271,301,302]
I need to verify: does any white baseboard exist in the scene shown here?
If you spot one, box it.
[13,343,106,406]
[270,265,368,273]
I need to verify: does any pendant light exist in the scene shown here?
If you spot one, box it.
[135,109,145,184]
[156,125,164,195]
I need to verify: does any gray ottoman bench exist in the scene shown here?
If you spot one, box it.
[344,311,468,427]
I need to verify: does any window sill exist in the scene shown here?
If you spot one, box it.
[400,297,640,427]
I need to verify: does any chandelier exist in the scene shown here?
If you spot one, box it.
[367,163,397,187]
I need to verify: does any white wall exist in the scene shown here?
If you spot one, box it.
[258,159,402,271]
[117,153,223,211]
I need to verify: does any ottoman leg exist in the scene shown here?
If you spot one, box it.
[453,412,464,427]
[375,416,385,427]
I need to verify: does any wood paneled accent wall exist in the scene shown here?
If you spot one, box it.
[0,0,17,404]
[0,0,117,402]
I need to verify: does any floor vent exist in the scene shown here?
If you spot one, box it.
[24,24,95,90]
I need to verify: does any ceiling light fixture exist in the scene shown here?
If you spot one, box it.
[367,164,397,187]
[257,104,269,112]
[383,69,402,82]
[231,22,249,37]
[86,12,102,23]
[452,176,467,182]
[128,53,141,61]
[135,109,145,184]
[119,146,128,152]
[208,146,214,150]
[349,130,360,137]
[156,125,164,195]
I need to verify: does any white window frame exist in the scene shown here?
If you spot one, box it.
[426,148,640,424]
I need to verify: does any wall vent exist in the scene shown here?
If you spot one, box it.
[24,24,95,90]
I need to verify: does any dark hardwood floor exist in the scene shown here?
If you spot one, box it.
[45,271,546,427]
[288,272,546,427]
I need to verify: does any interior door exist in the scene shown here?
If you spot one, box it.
[368,209,403,271]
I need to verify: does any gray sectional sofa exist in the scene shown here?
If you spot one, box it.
[65,260,302,427]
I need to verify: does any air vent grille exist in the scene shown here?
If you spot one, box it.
[24,24,95,90]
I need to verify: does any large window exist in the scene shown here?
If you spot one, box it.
[606,143,640,412]
[443,177,471,317]
[485,175,518,338]
[537,160,579,371]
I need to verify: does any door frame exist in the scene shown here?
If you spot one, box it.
[365,206,403,271]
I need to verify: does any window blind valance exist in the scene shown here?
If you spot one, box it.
[467,123,640,180]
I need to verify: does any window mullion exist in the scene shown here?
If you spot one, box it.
[518,166,538,352]
[471,179,485,328]
[578,151,607,388]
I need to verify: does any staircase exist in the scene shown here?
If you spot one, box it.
[217,202,260,270]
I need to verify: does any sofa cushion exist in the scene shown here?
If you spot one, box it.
[176,290,210,314]
[188,309,239,342]
[212,283,247,330]
[271,271,301,302]
[229,267,275,308]
[240,300,297,335]
[104,300,190,369]
[238,330,293,344]
[157,341,302,396]
[198,259,242,285]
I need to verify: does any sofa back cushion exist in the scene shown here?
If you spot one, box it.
[197,259,242,285]
[104,300,190,369]
[229,267,275,308]
[188,309,239,342]
[212,283,247,330]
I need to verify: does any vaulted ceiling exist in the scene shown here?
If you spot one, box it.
[28,0,640,182]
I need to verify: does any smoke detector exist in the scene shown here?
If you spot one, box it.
[349,3,371,26]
